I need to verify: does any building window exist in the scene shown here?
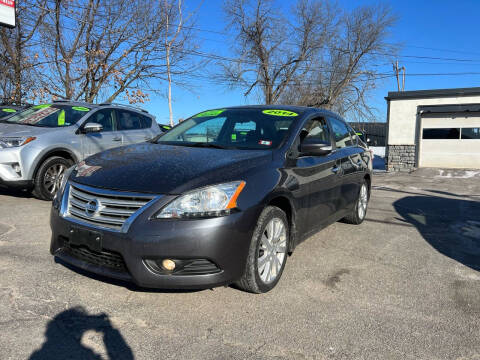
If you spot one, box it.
[422,128,460,139]
[461,127,480,139]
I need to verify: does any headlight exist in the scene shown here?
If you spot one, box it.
[155,181,246,219]
[0,136,36,148]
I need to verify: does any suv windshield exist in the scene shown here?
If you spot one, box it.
[2,104,91,128]
[156,108,299,150]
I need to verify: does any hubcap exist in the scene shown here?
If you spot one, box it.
[358,183,368,219]
[43,164,66,194]
[257,217,287,284]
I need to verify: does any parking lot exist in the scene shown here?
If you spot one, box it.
[0,168,479,359]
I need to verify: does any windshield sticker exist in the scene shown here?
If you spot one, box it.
[72,106,90,112]
[75,161,102,177]
[194,109,225,118]
[258,140,272,146]
[161,125,171,130]
[33,104,51,109]
[262,109,298,117]
[57,110,65,126]
[231,133,237,140]
[22,107,59,125]
[1,108,16,113]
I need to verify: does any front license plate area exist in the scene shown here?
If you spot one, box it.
[68,226,103,252]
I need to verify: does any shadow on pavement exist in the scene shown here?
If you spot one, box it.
[394,195,480,271]
[29,307,134,360]
[0,187,33,198]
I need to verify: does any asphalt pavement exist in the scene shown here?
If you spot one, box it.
[0,168,479,359]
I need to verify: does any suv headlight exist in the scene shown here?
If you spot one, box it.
[154,181,246,219]
[0,137,36,148]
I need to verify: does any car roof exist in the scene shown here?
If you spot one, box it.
[50,101,151,116]
[209,105,344,120]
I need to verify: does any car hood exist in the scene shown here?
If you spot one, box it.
[71,143,273,194]
[0,123,62,137]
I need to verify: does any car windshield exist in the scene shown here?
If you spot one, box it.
[1,104,91,127]
[155,108,299,150]
[0,107,19,120]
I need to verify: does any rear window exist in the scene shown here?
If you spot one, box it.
[3,104,91,128]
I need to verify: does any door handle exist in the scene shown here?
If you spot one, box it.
[112,137,122,142]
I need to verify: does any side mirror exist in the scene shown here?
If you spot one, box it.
[299,140,333,156]
[83,122,103,133]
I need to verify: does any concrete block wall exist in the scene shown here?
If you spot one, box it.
[386,145,416,172]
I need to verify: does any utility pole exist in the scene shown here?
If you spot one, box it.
[393,60,406,91]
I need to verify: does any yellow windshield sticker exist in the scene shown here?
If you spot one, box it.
[58,110,65,126]
[262,109,298,117]
[194,109,225,117]
[2,108,16,113]
[72,106,90,112]
[34,104,51,109]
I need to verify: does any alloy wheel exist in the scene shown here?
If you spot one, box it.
[357,183,368,220]
[43,163,66,194]
[257,217,287,284]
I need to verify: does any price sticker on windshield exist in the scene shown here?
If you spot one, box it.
[194,109,225,117]
[262,109,298,117]
[23,107,59,124]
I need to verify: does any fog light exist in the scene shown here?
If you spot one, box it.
[162,259,176,271]
[12,163,21,176]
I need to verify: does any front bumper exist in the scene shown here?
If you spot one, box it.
[0,146,36,185]
[50,196,260,289]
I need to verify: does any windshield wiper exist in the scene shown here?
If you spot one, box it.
[188,142,229,149]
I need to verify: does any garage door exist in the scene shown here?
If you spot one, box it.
[420,113,480,168]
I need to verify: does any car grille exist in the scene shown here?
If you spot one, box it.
[63,241,127,273]
[66,183,155,231]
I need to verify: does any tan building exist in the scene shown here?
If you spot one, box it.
[385,87,480,171]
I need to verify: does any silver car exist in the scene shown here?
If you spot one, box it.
[0,101,160,200]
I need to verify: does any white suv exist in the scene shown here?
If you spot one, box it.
[0,101,161,200]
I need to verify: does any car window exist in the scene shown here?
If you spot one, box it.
[140,114,153,129]
[329,117,352,148]
[347,125,358,145]
[301,118,330,144]
[116,110,144,131]
[3,104,91,128]
[88,109,115,132]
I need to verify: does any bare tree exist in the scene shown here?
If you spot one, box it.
[34,0,176,104]
[223,0,396,119]
[222,0,332,104]
[0,0,47,104]
[281,3,397,120]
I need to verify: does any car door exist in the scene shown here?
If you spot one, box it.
[288,116,343,235]
[328,117,361,210]
[82,108,123,158]
[116,109,155,145]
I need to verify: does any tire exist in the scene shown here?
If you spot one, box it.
[342,179,369,225]
[236,206,289,293]
[33,156,72,201]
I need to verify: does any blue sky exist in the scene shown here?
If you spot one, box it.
[142,0,480,124]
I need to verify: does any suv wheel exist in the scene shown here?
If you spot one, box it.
[236,206,289,293]
[33,156,72,201]
[342,180,369,225]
